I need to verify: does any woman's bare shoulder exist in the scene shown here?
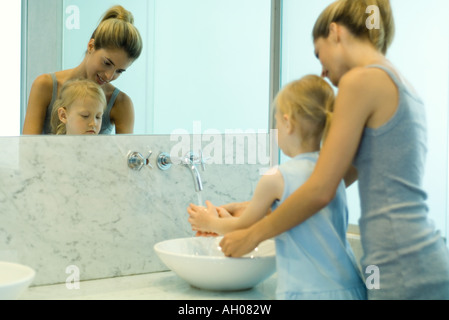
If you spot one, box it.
[111,90,134,114]
[31,73,53,90]
[116,89,133,106]
[28,73,56,105]
[340,66,395,92]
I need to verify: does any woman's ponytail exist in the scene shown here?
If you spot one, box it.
[313,0,395,55]
[91,5,143,60]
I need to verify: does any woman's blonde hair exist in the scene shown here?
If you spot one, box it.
[274,75,335,142]
[51,79,107,135]
[91,5,143,60]
[313,0,395,55]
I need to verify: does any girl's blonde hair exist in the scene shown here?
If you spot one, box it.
[91,5,143,60]
[313,0,395,55]
[51,79,107,135]
[275,75,335,142]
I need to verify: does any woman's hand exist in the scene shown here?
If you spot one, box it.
[219,227,260,257]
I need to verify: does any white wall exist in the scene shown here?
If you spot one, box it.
[151,0,271,134]
[0,2,21,136]
[388,0,448,239]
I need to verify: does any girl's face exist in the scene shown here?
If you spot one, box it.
[86,40,133,86]
[59,97,104,135]
[275,107,291,157]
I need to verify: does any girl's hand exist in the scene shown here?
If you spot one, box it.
[193,206,234,237]
[219,202,249,217]
[216,206,233,218]
[187,200,219,233]
[195,231,219,237]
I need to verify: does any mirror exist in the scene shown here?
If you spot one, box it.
[21,0,273,136]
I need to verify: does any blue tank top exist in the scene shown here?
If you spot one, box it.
[43,73,119,134]
[272,152,366,300]
[353,65,449,299]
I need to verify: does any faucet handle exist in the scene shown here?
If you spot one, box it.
[157,152,173,171]
[128,151,153,171]
[187,150,209,171]
[198,150,211,171]
[146,151,154,169]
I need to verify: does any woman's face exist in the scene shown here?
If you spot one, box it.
[59,97,104,135]
[86,41,134,86]
[314,35,346,87]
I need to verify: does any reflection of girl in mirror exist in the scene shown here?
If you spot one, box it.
[50,79,106,135]
[188,75,367,300]
[23,5,143,135]
[219,0,449,300]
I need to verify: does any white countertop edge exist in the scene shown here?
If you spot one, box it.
[19,271,278,300]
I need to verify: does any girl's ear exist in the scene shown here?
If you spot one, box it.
[283,114,295,134]
[58,107,68,124]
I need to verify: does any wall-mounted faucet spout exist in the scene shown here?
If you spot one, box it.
[157,151,206,192]
[188,162,203,192]
[184,151,206,192]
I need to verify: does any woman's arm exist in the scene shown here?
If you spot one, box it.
[22,74,53,135]
[219,68,379,257]
[110,92,135,134]
[188,169,284,235]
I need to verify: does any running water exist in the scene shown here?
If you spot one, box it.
[196,191,203,207]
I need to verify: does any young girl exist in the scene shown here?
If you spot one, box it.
[219,0,449,300]
[50,79,106,135]
[188,75,367,300]
[23,5,142,135]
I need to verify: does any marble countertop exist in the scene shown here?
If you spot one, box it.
[20,271,277,300]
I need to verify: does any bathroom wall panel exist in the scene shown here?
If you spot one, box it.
[0,134,266,285]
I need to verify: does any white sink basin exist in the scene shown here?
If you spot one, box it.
[154,236,276,291]
[0,262,35,300]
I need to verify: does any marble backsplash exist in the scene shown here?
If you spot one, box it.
[0,134,274,286]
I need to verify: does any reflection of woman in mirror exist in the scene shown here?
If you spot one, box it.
[50,79,106,135]
[23,5,143,135]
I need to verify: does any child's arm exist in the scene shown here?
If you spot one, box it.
[187,168,284,235]
[219,201,250,217]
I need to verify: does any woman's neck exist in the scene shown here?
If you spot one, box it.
[344,40,387,69]
[70,61,88,79]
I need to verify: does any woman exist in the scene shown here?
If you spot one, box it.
[23,5,143,135]
[219,0,449,299]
